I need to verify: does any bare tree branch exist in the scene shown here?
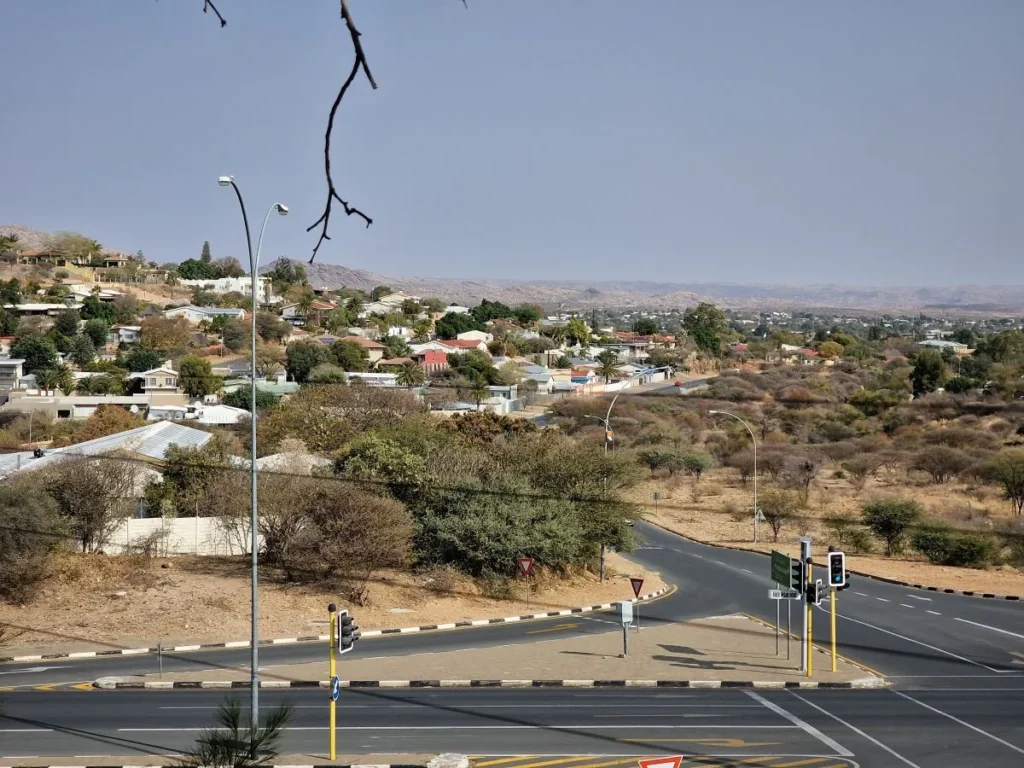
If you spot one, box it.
[202,0,227,27]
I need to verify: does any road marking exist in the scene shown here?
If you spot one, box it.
[120,725,801,732]
[1011,652,1024,667]
[745,691,853,757]
[954,617,1024,641]
[740,568,753,574]
[899,604,915,609]
[592,714,728,718]
[506,757,597,768]
[160,703,764,710]
[832,611,1005,672]
[619,738,779,748]
[875,598,890,603]
[527,623,580,635]
[0,729,53,733]
[788,691,922,767]
[926,610,941,616]
[0,666,64,676]
[907,595,932,602]
[853,592,867,597]
[890,689,1024,757]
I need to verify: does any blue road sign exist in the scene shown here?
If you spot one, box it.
[330,675,341,701]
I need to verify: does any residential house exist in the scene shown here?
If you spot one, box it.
[194,404,249,425]
[0,358,26,395]
[2,302,83,316]
[376,357,415,370]
[346,371,398,386]
[411,349,448,374]
[456,330,493,344]
[340,335,386,363]
[571,368,599,385]
[439,339,490,354]
[163,305,245,324]
[919,339,968,352]
[136,363,181,395]
[281,299,337,326]
[108,325,142,345]
[444,304,471,315]
[387,326,413,339]
[179,276,276,304]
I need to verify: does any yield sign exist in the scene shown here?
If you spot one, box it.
[637,757,682,768]
[518,557,534,577]
[630,577,645,598]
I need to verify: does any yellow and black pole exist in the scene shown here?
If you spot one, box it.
[806,560,813,677]
[328,602,337,761]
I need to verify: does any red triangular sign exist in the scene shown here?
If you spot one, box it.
[518,557,534,577]
[638,757,682,768]
[630,577,645,598]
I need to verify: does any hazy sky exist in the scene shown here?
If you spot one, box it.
[2,1,1022,286]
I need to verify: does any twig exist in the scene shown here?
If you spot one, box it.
[202,0,227,27]
[307,0,378,262]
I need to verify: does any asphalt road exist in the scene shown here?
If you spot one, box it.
[3,687,1024,766]
[2,521,1023,690]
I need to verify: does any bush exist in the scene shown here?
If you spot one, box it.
[912,523,997,568]
[862,499,922,556]
[911,446,971,484]
[759,487,801,542]
[0,481,67,603]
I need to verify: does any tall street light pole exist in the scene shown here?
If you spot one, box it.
[218,175,288,726]
[709,409,758,543]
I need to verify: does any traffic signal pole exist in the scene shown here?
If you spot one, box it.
[831,590,838,672]
[328,604,337,761]
[799,537,810,673]
[807,559,814,678]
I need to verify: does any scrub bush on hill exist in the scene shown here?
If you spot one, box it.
[911,523,997,568]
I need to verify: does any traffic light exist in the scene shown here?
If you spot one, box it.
[337,609,360,655]
[806,579,825,606]
[828,551,847,588]
[791,557,805,595]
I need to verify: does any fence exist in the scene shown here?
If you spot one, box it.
[105,515,261,556]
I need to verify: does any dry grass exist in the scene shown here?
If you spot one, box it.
[0,550,664,656]
[630,466,1024,595]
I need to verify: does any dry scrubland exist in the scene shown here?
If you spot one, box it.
[554,364,1024,595]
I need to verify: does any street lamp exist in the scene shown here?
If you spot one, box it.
[709,409,759,543]
[218,175,288,727]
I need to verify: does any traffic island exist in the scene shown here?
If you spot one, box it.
[95,614,882,689]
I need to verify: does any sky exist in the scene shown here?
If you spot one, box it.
[1,1,1022,286]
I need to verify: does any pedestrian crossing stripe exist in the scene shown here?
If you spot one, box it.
[468,758,857,768]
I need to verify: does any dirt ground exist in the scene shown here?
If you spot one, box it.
[627,466,1024,596]
[0,551,664,656]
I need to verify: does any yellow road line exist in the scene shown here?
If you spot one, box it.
[572,758,647,768]
[474,759,538,767]
[510,757,600,768]
[773,758,835,767]
[527,623,580,635]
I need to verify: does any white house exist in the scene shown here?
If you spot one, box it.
[163,306,245,324]
[179,276,276,304]
[136,363,180,394]
[108,325,142,344]
[444,304,471,315]
[194,403,249,425]
[0,358,26,391]
[457,330,493,344]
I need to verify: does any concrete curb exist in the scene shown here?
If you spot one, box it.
[92,678,883,690]
[1,587,671,664]
[644,520,1023,601]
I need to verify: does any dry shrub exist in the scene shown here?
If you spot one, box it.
[422,565,462,597]
[690,483,705,503]
[699,482,723,498]
[724,501,747,523]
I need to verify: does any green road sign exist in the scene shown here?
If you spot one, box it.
[771,549,792,587]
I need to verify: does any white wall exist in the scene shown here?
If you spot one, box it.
[105,516,261,556]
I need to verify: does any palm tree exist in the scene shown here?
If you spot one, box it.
[469,379,491,410]
[35,368,59,395]
[76,376,102,394]
[55,363,75,395]
[177,699,291,768]
[396,362,425,388]
[595,350,622,383]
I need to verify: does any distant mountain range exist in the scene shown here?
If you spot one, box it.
[295,262,1024,315]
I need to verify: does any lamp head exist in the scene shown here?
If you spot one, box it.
[218,175,234,187]
[274,203,289,216]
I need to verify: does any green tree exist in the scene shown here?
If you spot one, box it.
[0,480,66,603]
[68,334,96,367]
[471,298,514,324]
[594,349,621,383]
[120,346,164,372]
[308,363,348,383]
[380,334,411,359]
[178,356,219,398]
[396,362,425,387]
[680,452,714,481]
[83,318,111,349]
[54,308,81,338]
[632,317,658,336]
[985,450,1024,516]
[200,240,212,263]
[255,312,291,343]
[80,293,117,324]
[0,278,22,305]
[683,302,727,355]
[267,257,307,286]
[513,303,543,326]
[818,340,844,359]
[223,385,278,412]
[0,307,17,336]
[221,318,251,352]
[469,379,491,409]
[435,311,480,339]
[285,340,331,383]
[11,334,58,374]
[332,340,369,371]
[176,258,218,280]
[177,700,292,768]
[862,499,922,556]
[565,317,591,347]
[759,487,800,542]
[911,349,946,396]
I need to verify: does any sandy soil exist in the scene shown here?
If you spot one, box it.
[629,467,1024,596]
[0,551,664,656]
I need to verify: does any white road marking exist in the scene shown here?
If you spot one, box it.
[899,604,915,609]
[876,598,890,603]
[120,724,801,732]
[0,667,63,676]
[159,703,763,710]
[832,612,1005,673]
[854,592,868,597]
[927,610,941,616]
[740,568,753,574]
[955,617,1024,641]
[789,691,922,767]
[891,689,1024,757]
[907,595,932,602]
[745,690,853,757]
[0,729,52,733]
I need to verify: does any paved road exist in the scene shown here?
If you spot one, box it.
[2,521,1023,690]
[3,687,1024,766]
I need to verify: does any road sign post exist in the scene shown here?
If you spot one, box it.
[800,537,811,674]
[630,577,644,631]
[775,584,780,655]
[831,588,838,672]
[327,603,337,761]
[518,557,534,609]
[619,600,633,657]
